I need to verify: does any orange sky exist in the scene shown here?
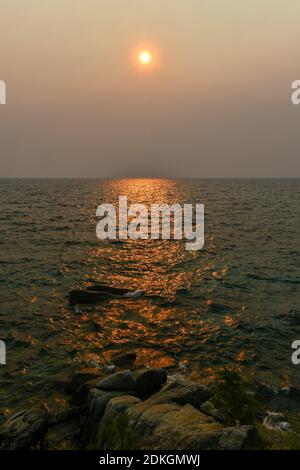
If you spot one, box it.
[1,1,300,177]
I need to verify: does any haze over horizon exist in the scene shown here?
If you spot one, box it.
[1,0,300,178]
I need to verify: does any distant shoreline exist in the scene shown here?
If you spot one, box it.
[0,176,300,180]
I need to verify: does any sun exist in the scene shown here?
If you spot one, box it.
[138,50,152,65]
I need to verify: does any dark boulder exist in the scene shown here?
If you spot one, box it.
[95,370,135,392]
[69,289,112,305]
[87,284,130,295]
[134,368,167,396]
[77,388,133,447]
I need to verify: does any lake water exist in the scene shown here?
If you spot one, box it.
[0,178,300,417]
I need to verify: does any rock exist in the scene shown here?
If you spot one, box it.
[145,404,220,449]
[124,379,211,441]
[66,368,104,394]
[46,409,79,450]
[70,377,104,407]
[70,285,139,305]
[77,388,134,447]
[134,368,167,396]
[48,408,78,426]
[87,284,130,295]
[124,379,210,429]
[111,350,137,368]
[0,407,48,450]
[218,425,258,450]
[126,393,258,450]
[69,289,112,305]
[145,404,257,450]
[128,402,181,436]
[96,395,142,449]
[200,399,226,422]
[95,370,135,392]
[147,379,211,408]
[103,395,141,420]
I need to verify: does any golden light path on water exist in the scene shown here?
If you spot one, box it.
[58,179,247,386]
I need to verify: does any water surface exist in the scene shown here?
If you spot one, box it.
[0,178,299,417]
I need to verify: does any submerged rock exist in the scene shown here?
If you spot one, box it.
[0,407,48,450]
[69,289,112,305]
[87,284,130,295]
[69,285,144,305]
[111,350,137,368]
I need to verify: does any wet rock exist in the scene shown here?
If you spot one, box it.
[0,407,48,450]
[69,289,112,305]
[95,370,135,392]
[134,368,167,396]
[70,285,140,305]
[87,284,130,295]
[66,368,104,394]
[111,350,137,368]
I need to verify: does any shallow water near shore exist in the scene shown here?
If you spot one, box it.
[0,178,300,418]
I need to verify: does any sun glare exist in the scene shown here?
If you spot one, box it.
[138,50,152,65]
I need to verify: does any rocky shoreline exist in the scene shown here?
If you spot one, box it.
[1,279,300,451]
[2,347,299,450]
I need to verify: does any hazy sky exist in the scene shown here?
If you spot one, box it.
[1,0,300,177]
